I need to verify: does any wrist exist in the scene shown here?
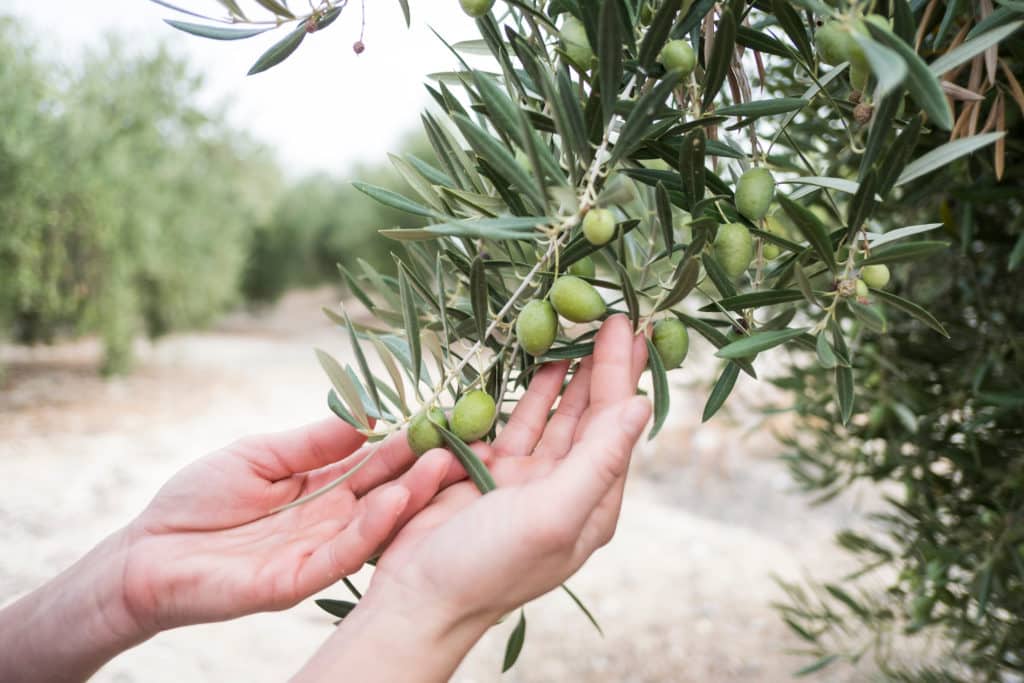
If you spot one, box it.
[293,583,494,683]
[0,526,155,683]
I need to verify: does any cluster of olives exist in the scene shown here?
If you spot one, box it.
[712,166,776,277]
[407,390,497,455]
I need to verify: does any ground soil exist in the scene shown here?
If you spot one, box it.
[0,288,878,682]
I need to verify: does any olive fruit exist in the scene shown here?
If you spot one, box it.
[735,167,775,222]
[815,20,852,66]
[459,0,494,17]
[516,299,558,356]
[855,278,870,300]
[653,318,689,369]
[568,256,595,279]
[451,390,496,442]
[658,40,696,77]
[407,408,448,456]
[713,222,754,279]
[550,276,606,323]
[560,17,594,66]
[582,208,616,246]
[762,242,781,260]
[861,264,890,289]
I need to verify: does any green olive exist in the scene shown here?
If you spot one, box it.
[451,390,496,442]
[763,242,781,260]
[861,264,891,289]
[567,256,596,279]
[459,0,494,17]
[407,408,448,456]
[735,167,775,222]
[713,222,754,279]
[658,40,696,77]
[653,318,689,369]
[815,21,850,66]
[855,278,869,299]
[516,299,558,356]
[550,275,606,323]
[582,208,616,246]
[560,17,594,67]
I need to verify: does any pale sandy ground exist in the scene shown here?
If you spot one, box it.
[0,288,878,682]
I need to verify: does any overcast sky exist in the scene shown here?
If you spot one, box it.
[5,0,479,176]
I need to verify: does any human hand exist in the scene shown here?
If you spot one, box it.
[294,315,651,682]
[117,415,480,635]
[369,314,650,626]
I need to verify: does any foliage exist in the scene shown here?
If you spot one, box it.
[155,0,1022,676]
[772,6,1024,677]
[0,18,279,373]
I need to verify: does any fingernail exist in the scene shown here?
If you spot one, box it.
[621,397,651,433]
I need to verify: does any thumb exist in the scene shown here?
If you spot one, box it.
[539,396,650,529]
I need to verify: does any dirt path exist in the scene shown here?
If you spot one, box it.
[0,288,867,682]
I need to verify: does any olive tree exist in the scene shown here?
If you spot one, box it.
[155,0,1020,674]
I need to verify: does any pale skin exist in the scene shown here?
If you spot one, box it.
[0,315,651,683]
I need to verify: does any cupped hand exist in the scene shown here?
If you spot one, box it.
[118,413,479,634]
[364,314,651,626]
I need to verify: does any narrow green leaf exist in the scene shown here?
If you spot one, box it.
[645,338,670,439]
[613,261,640,330]
[679,128,706,207]
[859,91,901,181]
[870,289,950,338]
[656,182,674,252]
[315,598,356,620]
[560,584,604,635]
[848,300,887,334]
[778,195,836,272]
[863,21,953,130]
[502,611,527,673]
[674,313,757,378]
[342,310,384,416]
[877,114,922,196]
[353,181,439,218]
[369,333,409,417]
[699,290,805,312]
[316,349,369,427]
[396,0,411,27]
[816,333,838,369]
[794,264,818,307]
[859,241,949,266]
[772,0,814,66]
[470,256,488,340]
[795,654,839,676]
[438,426,497,492]
[895,133,1006,186]
[715,327,808,359]
[398,267,422,388]
[247,25,305,75]
[715,98,807,118]
[702,362,741,422]
[735,25,790,57]
[165,20,271,40]
[846,169,878,240]
[598,0,623,128]
[852,34,907,98]
[702,7,737,111]
[659,258,700,311]
[701,252,738,298]
[252,0,294,18]
[836,365,854,425]
[452,113,545,210]
[932,20,1024,74]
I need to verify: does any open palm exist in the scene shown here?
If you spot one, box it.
[119,416,477,633]
[367,315,651,623]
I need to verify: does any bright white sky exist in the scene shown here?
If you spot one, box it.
[6,0,479,176]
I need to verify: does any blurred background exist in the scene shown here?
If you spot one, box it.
[0,2,873,681]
